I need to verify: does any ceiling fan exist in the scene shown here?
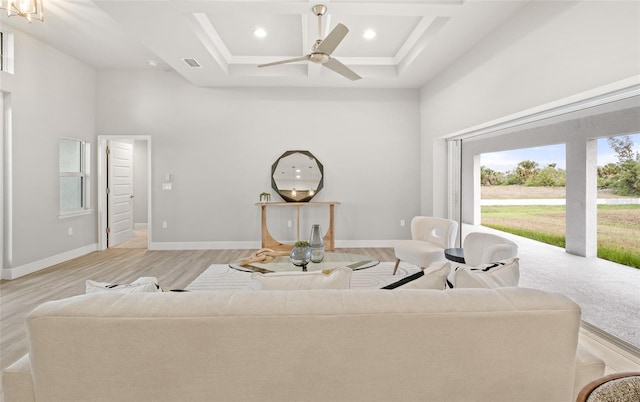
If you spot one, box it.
[257,4,361,81]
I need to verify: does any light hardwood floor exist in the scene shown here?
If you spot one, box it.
[0,246,396,373]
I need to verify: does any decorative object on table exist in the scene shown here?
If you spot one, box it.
[271,150,323,202]
[239,248,288,266]
[229,251,379,274]
[289,240,312,271]
[309,224,325,263]
[259,192,271,202]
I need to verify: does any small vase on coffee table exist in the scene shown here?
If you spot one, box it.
[309,224,325,263]
[290,242,312,271]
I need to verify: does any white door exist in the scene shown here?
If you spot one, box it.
[107,140,134,247]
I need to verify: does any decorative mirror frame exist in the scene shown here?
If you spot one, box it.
[271,150,324,202]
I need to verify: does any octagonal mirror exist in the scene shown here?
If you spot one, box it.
[271,150,324,202]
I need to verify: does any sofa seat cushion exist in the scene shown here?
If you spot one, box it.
[2,354,35,402]
[394,239,446,267]
[574,345,607,400]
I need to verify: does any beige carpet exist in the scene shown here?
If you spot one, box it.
[186,262,421,291]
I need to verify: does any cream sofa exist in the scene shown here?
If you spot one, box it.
[3,288,604,402]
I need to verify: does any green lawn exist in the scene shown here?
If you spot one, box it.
[481,204,640,268]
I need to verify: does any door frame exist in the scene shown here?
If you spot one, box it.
[1,92,6,271]
[97,135,152,250]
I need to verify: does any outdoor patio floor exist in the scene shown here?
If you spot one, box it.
[462,224,640,350]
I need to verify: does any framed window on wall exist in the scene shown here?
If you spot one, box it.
[59,138,91,217]
[0,30,13,74]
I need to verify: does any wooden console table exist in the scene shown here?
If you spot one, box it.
[256,202,340,252]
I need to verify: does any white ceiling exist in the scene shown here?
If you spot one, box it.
[0,0,531,88]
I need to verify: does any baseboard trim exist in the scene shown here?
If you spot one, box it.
[134,223,148,230]
[336,240,395,248]
[581,321,640,359]
[580,320,640,372]
[149,241,261,250]
[1,243,99,280]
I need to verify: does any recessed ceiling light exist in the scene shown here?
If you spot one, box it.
[363,30,376,40]
[147,60,158,67]
[254,28,267,38]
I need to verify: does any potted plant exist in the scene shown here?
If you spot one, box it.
[259,192,271,202]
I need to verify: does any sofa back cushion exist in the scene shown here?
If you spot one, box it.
[86,277,161,294]
[251,266,352,290]
[25,288,580,402]
[382,261,450,289]
[449,258,520,289]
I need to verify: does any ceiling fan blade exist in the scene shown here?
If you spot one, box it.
[258,55,310,68]
[315,23,349,55]
[323,58,361,81]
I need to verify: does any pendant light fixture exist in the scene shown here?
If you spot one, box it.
[1,0,44,22]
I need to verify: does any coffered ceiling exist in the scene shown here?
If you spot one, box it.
[1,0,531,88]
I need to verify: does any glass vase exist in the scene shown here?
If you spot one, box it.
[290,246,312,271]
[309,224,325,263]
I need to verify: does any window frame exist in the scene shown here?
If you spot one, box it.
[59,138,92,218]
[0,30,13,74]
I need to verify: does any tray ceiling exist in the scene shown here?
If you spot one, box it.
[0,0,531,88]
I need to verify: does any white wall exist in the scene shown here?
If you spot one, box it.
[1,29,97,278]
[419,1,640,217]
[96,71,421,248]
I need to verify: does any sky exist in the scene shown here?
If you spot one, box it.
[481,133,640,172]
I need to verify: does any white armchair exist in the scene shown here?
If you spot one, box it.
[393,216,458,275]
[462,232,518,266]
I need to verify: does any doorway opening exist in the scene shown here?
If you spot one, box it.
[479,144,567,248]
[97,136,152,250]
[595,133,640,268]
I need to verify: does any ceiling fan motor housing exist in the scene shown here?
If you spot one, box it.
[312,4,327,16]
[309,52,330,64]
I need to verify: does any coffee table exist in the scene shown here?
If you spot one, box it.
[229,252,380,273]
